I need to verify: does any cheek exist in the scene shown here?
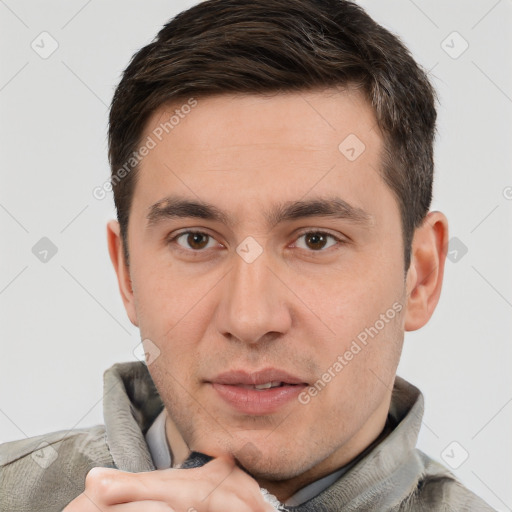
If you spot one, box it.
[304,259,405,399]
[304,311,403,435]
[131,258,210,339]
[313,258,403,344]
[132,290,208,391]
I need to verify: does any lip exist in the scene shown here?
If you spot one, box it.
[210,368,308,386]
[207,368,309,415]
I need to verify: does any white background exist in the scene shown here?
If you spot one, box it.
[1,1,511,510]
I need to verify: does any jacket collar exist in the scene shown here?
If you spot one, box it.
[103,362,163,472]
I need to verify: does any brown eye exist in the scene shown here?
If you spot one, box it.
[305,233,328,250]
[295,231,339,252]
[186,232,209,250]
[173,231,216,251]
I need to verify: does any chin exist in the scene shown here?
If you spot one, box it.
[233,443,316,482]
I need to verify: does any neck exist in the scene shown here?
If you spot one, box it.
[164,410,191,467]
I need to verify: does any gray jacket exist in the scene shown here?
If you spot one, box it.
[0,362,495,511]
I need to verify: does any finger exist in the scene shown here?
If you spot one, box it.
[64,496,177,512]
[110,501,176,511]
[83,459,237,505]
[203,465,273,512]
[62,488,110,512]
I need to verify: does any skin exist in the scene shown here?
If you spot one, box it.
[65,87,448,510]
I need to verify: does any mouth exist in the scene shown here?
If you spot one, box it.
[235,381,296,390]
[207,368,309,415]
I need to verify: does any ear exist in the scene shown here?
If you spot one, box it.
[107,220,138,327]
[404,211,449,331]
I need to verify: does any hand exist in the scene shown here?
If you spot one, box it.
[63,455,277,512]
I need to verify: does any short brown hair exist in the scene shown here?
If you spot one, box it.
[108,0,437,269]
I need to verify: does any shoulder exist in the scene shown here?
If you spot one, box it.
[0,424,115,512]
[396,450,496,512]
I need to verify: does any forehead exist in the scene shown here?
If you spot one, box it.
[145,87,378,152]
[131,88,392,229]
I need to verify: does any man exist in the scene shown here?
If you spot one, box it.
[0,0,495,510]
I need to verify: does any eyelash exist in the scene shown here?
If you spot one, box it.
[166,229,345,256]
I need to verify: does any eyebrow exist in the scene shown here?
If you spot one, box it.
[146,195,372,230]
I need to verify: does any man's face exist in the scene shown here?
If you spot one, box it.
[122,88,409,482]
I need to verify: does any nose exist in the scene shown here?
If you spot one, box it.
[214,243,292,345]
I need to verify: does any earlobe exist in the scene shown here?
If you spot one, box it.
[106,220,139,327]
[404,211,449,332]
